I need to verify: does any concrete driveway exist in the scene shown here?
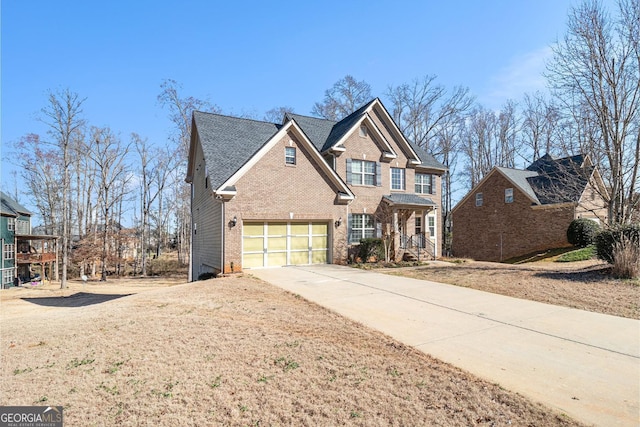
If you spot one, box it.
[250,264,640,427]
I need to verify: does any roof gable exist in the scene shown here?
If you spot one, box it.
[190,112,353,201]
[188,112,281,187]
[0,191,31,217]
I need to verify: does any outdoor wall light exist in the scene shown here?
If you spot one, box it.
[229,216,237,227]
[334,217,342,228]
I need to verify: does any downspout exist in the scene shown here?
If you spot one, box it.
[221,200,225,275]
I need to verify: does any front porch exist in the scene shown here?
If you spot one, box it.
[381,194,438,261]
[15,233,58,284]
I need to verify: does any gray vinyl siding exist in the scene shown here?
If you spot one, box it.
[191,139,223,279]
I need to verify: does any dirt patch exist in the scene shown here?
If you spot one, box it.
[0,276,582,426]
[386,260,639,319]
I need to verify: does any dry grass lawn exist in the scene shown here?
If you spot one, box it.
[0,276,583,426]
[385,259,639,319]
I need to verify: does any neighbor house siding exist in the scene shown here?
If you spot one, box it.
[576,180,608,222]
[191,138,223,279]
[222,130,347,273]
[452,172,575,261]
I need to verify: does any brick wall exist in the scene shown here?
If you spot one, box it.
[452,171,575,261]
[223,131,347,272]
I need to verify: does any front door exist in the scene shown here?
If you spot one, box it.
[415,212,424,248]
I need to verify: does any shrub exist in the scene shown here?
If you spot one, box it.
[567,218,600,248]
[357,238,384,262]
[610,237,640,279]
[595,223,640,263]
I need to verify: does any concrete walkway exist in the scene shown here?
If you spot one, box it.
[250,264,640,427]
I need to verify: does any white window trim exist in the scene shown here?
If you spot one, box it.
[352,159,376,186]
[285,147,296,165]
[391,168,405,191]
[350,214,375,243]
[505,188,514,203]
[415,173,433,194]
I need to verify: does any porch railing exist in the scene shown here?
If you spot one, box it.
[400,233,435,260]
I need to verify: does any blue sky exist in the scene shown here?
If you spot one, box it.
[1,0,614,200]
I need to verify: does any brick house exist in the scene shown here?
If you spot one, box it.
[451,154,608,262]
[186,98,446,279]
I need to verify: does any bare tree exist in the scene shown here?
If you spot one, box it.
[520,92,561,162]
[387,76,474,154]
[15,134,62,235]
[264,106,295,123]
[311,75,372,120]
[158,79,219,265]
[40,89,86,288]
[546,0,640,224]
[89,127,131,281]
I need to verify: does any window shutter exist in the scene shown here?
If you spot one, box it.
[376,222,382,238]
[376,162,382,187]
[346,158,352,185]
[347,213,353,244]
[430,174,436,194]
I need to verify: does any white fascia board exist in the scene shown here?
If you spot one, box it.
[330,114,397,158]
[369,99,422,163]
[217,120,354,200]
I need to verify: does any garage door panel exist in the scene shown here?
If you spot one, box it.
[312,223,327,234]
[289,251,309,265]
[290,223,308,235]
[268,223,287,235]
[311,251,327,263]
[267,252,287,266]
[312,235,327,248]
[243,237,264,252]
[243,253,264,268]
[244,223,264,235]
[267,237,287,251]
[290,236,309,250]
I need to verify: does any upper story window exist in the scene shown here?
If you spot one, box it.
[285,147,296,165]
[7,218,15,231]
[351,159,376,186]
[415,173,434,194]
[391,168,405,191]
[505,188,514,203]
[359,125,368,137]
[3,244,15,260]
[476,193,483,207]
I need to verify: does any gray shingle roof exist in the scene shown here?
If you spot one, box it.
[496,154,591,205]
[408,141,447,171]
[193,111,281,190]
[525,154,590,204]
[383,193,436,207]
[285,114,335,152]
[0,191,31,216]
[194,99,447,191]
[496,167,541,204]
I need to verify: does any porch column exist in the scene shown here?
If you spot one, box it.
[392,209,400,261]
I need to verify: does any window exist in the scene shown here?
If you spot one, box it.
[428,215,436,238]
[350,214,375,243]
[2,269,14,285]
[475,193,483,207]
[359,125,368,137]
[415,216,422,235]
[285,147,296,165]
[391,168,405,190]
[505,188,514,203]
[7,218,15,231]
[351,160,376,186]
[415,173,433,194]
[3,244,14,260]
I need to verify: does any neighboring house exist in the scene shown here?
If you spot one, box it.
[186,98,446,278]
[451,154,608,262]
[0,191,58,288]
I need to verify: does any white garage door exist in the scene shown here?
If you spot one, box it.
[243,222,329,268]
